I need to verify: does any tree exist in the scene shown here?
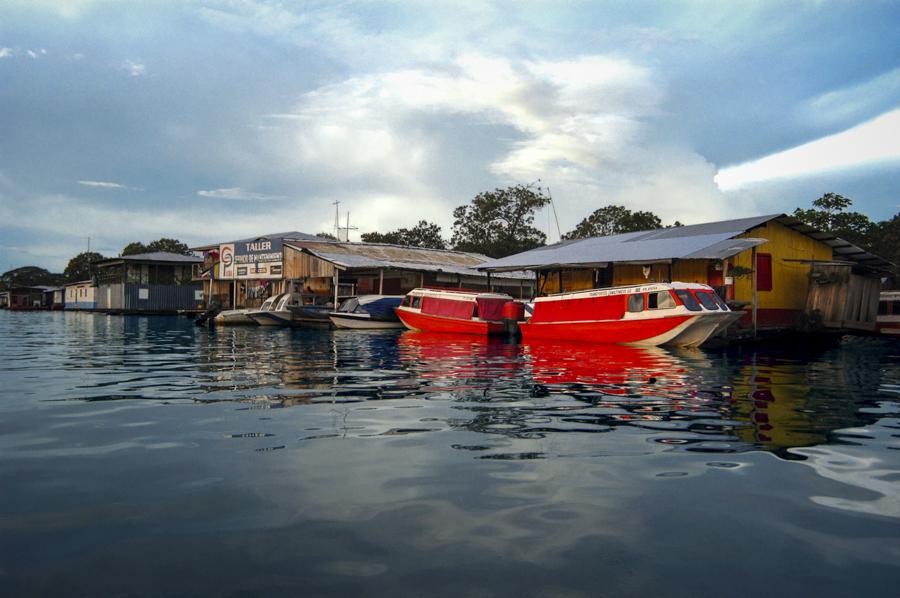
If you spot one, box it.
[145,238,192,255]
[122,241,148,255]
[361,221,446,249]
[1,266,65,289]
[870,213,900,288]
[563,205,663,240]
[451,184,551,258]
[316,232,338,241]
[793,193,875,247]
[64,252,105,282]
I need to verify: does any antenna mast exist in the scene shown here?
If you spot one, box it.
[547,186,562,242]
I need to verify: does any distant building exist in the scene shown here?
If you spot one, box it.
[64,280,97,310]
[479,214,893,335]
[6,286,55,309]
[93,252,203,314]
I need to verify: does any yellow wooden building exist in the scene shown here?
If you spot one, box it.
[479,214,891,334]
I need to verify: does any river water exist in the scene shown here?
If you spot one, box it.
[1,310,899,596]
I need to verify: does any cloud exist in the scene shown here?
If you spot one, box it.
[123,60,145,77]
[715,109,900,191]
[78,179,138,190]
[802,68,900,127]
[261,51,731,233]
[0,48,12,58]
[197,187,289,201]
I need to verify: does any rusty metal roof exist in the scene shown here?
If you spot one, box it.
[284,241,533,280]
[478,213,894,273]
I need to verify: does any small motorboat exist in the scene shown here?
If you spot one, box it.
[877,291,900,336]
[395,288,519,335]
[519,282,741,348]
[247,293,336,327]
[245,293,288,326]
[214,308,256,325]
[329,295,405,329]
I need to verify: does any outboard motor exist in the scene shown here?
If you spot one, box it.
[501,300,526,336]
[195,304,221,327]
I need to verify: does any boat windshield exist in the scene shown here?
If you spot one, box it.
[694,292,720,310]
[675,290,702,311]
[338,297,360,313]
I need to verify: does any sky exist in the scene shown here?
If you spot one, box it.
[1,0,899,273]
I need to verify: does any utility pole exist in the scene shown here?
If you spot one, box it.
[332,200,340,239]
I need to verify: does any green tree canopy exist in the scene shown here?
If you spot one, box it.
[870,212,900,288]
[1,266,65,289]
[451,184,551,258]
[792,193,875,247]
[316,231,338,241]
[146,238,192,255]
[563,205,664,240]
[64,252,105,282]
[122,241,149,255]
[361,221,446,249]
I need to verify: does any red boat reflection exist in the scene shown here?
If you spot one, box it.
[397,331,521,383]
[523,339,692,397]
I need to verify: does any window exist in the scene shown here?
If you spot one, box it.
[711,291,728,310]
[695,292,719,310]
[756,253,773,292]
[411,296,421,309]
[675,290,701,311]
[879,301,888,315]
[648,291,675,310]
[627,293,645,312]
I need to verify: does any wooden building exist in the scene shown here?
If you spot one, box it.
[479,214,892,335]
[93,252,203,314]
[192,231,323,309]
[193,232,533,309]
[281,240,533,305]
[64,280,97,310]
[5,286,54,309]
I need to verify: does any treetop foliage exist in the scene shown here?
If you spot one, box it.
[451,184,551,258]
[361,221,446,249]
[64,251,105,283]
[563,205,665,240]
[0,266,65,289]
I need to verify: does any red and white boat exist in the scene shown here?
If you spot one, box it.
[519,282,741,348]
[877,291,900,336]
[395,288,519,335]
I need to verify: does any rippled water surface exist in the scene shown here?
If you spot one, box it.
[2,310,900,596]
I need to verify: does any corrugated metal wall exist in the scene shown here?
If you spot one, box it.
[123,283,202,312]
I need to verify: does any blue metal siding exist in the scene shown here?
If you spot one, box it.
[123,283,202,312]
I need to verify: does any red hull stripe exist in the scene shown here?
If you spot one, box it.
[397,309,505,335]
[519,315,693,343]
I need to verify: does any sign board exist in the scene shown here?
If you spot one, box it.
[230,237,284,280]
[219,244,235,279]
[138,288,149,300]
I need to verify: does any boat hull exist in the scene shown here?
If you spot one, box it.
[396,308,505,335]
[247,311,290,326]
[329,312,405,329]
[214,309,255,325]
[520,311,740,347]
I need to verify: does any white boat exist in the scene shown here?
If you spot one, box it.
[214,308,255,325]
[328,295,405,329]
[247,293,336,327]
[245,293,287,326]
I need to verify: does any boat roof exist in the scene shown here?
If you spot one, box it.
[477,213,894,273]
[406,288,512,301]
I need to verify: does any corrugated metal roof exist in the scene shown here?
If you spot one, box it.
[285,241,532,280]
[478,213,894,272]
[97,252,203,265]
[192,231,324,251]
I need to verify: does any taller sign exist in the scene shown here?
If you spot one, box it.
[219,237,284,279]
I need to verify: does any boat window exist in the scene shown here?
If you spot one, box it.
[710,292,728,310]
[675,290,701,311]
[648,291,676,310]
[401,295,412,307]
[339,298,359,313]
[695,292,719,310]
[411,296,421,309]
[627,294,645,312]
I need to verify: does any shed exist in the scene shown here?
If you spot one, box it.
[93,252,203,313]
[478,214,892,334]
[282,241,534,303]
[64,280,97,310]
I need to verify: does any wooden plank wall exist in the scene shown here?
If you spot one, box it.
[806,264,880,330]
[283,247,336,279]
